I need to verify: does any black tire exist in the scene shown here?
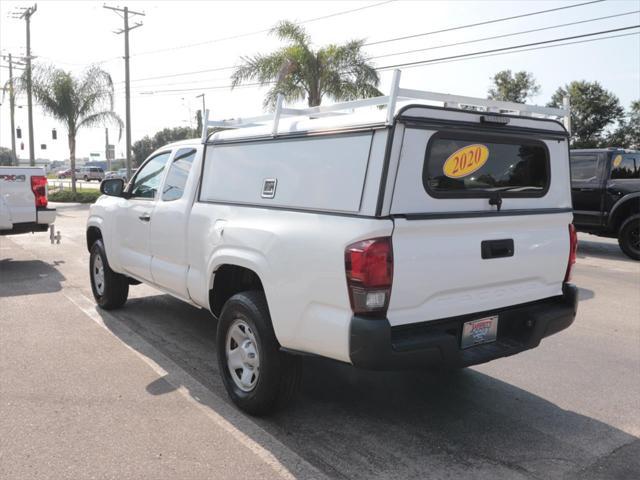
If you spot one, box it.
[216,291,301,416]
[89,239,129,309]
[84,175,89,181]
[618,214,640,261]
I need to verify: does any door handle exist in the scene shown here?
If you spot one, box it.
[138,213,151,222]
[481,239,514,259]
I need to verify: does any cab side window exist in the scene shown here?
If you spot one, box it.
[570,155,599,182]
[130,152,171,199]
[162,148,196,201]
[611,154,639,179]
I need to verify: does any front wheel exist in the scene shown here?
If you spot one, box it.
[216,291,301,416]
[618,215,640,260]
[89,239,129,309]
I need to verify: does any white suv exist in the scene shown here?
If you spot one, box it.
[87,82,578,415]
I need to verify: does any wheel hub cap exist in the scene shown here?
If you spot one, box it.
[93,255,105,296]
[226,319,260,392]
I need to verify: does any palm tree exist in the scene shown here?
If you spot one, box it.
[26,64,122,195]
[231,21,381,109]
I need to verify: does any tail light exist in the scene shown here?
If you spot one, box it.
[31,175,48,208]
[345,237,393,315]
[565,224,577,282]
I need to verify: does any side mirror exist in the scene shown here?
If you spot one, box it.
[100,178,126,197]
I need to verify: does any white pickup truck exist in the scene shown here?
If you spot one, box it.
[87,73,579,415]
[1,166,56,237]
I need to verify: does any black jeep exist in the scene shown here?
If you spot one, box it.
[570,148,640,260]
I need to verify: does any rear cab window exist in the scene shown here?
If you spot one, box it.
[610,153,639,179]
[162,148,196,201]
[423,132,550,198]
[569,154,601,183]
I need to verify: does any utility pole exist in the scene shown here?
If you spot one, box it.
[17,4,38,166]
[2,53,25,165]
[104,4,144,179]
[196,93,205,115]
[105,128,110,171]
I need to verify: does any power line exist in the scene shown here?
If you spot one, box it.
[371,9,640,60]
[121,12,639,91]
[376,24,640,70]
[120,29,639,98]
[364,0,605,46]
[387,31,639,70]
[130,0,395,58]
[122,0,610,85]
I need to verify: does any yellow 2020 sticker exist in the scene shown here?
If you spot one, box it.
[443,144,489,178]
[613,155,623,167]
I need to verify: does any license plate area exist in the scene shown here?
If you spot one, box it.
[461,315,498,349]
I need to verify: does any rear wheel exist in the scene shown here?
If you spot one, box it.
[216,291,301,415]
[90,239,129,309]
[84,175,89,181]
[618,214,640,260]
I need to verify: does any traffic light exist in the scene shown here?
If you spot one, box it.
[20,142,24,150]
[52,128,57,140]
[16,127,22,139]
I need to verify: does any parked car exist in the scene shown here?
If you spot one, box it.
[1,166,56,236]
[57,168,79,179]
[87,81,578,415]
[79,166,105,182]
[105,168,135,182]
[570,148,640,260]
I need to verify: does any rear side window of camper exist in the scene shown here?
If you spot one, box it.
[423,132,549,198]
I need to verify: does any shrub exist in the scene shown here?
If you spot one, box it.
[49,189,102,203]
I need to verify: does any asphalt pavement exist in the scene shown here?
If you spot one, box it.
[1,203,638,479]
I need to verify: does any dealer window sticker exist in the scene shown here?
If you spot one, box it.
[443,144,489,178]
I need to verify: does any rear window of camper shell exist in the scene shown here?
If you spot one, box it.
[423,131,550,198]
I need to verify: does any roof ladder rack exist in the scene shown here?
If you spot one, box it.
[202,69,571,143]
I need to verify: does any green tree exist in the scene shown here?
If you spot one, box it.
[608,100,640,148]
[488,70,540,103]
[548,80,624,148]
[132,126,196,165]
[23,64,122,195]
[195,109,203,135]
[232,20,381,108]
[0,147,16,166]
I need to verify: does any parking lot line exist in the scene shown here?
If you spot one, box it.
[62,286,327,480]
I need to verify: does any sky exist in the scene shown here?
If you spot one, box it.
[1,0,639,162]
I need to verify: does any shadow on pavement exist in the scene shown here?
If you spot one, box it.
[578,287,595,302]
[0,258,66,297]
[97,293,639,480]
[577,237,633,262]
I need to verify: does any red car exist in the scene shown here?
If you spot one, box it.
[57,168,79,179]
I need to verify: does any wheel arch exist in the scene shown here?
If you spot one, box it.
[86,225,103,251]
[608,193,640,232]
[209,264,267,319]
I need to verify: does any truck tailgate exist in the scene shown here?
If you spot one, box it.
[388,212,572,327]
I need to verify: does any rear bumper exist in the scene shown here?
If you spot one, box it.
[37,207,56,226]
[349,284,578,370]
[0,208,56,236]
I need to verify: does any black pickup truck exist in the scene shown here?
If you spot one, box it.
[570,148,640,260]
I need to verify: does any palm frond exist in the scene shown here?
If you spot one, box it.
[271,20,309,46]
[77,111,123,139]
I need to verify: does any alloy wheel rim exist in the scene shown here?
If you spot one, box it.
[93,254,105,296]
[226,318,260,392]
